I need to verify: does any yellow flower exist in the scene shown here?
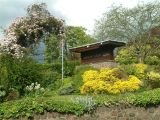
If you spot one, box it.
[80,68,142,95]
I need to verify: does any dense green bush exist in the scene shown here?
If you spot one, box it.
[95,88,160,107]
[0,54,45,96]
[115,47,138,64]
[38,64,61,88]
[50,60,80,77]
[58,77,75,95]
[145,56,160,65]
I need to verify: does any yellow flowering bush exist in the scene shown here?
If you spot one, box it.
[80,68,142,94]
[82,70,99,82]
[133,64,148,74]
[98,68,120,83]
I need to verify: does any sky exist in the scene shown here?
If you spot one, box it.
[0,0,154,38]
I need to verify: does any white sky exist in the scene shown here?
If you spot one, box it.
[0,0,154,38]
[55,0,144,33]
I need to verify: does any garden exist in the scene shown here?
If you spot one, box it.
[1,2,160,120]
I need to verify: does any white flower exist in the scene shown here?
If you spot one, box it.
[34,84,40,90]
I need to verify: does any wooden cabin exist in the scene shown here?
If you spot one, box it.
[70,40,125,64]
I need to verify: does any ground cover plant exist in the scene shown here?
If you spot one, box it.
[1,88,160,119]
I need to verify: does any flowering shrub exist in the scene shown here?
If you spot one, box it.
[82,70,99,82]
[80,68,142,94]
[0,3,63,58]
[133,64,148,74]
[147,71,160,88]
[25,82,44,96]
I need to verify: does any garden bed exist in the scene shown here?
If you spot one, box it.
[1,88,160,119]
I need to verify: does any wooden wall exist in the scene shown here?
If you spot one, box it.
[81,45,114,64]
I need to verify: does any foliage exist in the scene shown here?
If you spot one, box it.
[80,68,142,94]
[0,96,88,119]
[94,2,160,63]
[45,34,60,63]
[0,54,49,96]
[72,96,96,112]
[127,88,160,106]
[147,71,160,89]
[145,55,160,65]
[94,88,160,107]
[37,64,61,88]
[50,61,80,77]
[120,64,148,79]
[66,26,94,48]
[5,89,20,101]
[1,88,160,118]
[115,47,138,64]
[0,86,6,102]
[58,77,75,95]
[45,26,95,62]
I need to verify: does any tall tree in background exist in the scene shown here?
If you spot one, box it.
[94,2,160,63]
[66,26,94,48]
[45,26,94,63]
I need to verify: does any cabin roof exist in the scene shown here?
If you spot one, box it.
[70,40,126,53]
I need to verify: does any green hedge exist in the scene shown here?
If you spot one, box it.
[42,61,80,77]
[95,88,160,107]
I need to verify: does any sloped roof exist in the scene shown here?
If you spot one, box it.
[70,40,126,53]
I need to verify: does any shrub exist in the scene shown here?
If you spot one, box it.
[51,61,80,77]
[58,77,75,95]
[147,71,160,89]
[0,86,6,102]
[5,89,20,101]
[115,47,138,64]
[39,68,61,88]
[0,54,43,96]
[145,55,160,65]
[94,88,160,107]
[120,63,148,79]
[72,96,96,112]
[25,82,45,97]
[80,68,142,94]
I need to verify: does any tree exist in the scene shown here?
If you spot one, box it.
[0,3,64,57]
[45,26,95,63]
[66,26,94,48]
[45,34,60,63]
[94,2,160,63]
